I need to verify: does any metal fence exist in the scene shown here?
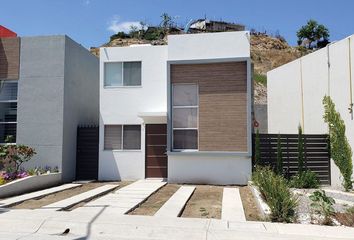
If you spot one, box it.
[252,133,331,185]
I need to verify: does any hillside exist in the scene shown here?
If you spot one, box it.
[91,33,307,104]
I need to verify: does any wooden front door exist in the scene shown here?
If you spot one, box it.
[145,124,167,178]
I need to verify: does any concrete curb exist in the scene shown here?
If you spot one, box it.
[248,181,271,218]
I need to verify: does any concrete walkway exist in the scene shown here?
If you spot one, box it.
[41,184,118,210]
[0,208,353,239]
[155,186,195,217]
[221,188,246,221]
[79,179,166,214]
[0,183,81,208]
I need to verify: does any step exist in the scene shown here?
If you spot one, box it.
[0,183,81,208]
[155,186,195,217]
[221,188,246,221]
[41,184,118,210]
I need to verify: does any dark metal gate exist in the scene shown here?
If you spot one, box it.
[253,133,331,185]
[76,126,99,180]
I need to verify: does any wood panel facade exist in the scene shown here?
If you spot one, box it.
[0,37,20,80]
[170,61,248,152]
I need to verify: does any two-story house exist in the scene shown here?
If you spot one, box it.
[99,31,252,185]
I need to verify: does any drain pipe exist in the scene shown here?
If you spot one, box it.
[348,37,353,120]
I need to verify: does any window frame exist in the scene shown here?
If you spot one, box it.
[0,80,18,144]
[171,83,199,151]
[103,124,141,151]
[103,61,142,88]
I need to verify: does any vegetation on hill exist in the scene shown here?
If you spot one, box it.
[91,15,320,104]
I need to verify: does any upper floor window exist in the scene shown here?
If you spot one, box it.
[104,62,141,87]
[172,84,198,150]
[0,81,17,143]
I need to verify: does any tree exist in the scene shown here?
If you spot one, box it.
[129,25,139,39]
[276,133,283,175]
[297,20,330,49]
[298,125,304,174]
[160,13,173,35]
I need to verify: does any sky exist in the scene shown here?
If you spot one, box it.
[1,0,354,49]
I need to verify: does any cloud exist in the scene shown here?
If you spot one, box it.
[83,0,90,5]
[107,16,142,34]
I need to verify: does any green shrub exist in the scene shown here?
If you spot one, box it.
[323,96,353,191]
[254,73,267,85]
[297,125,304,174]
[0,177,6,185]
[252,166,298,222]
[110,31,130,41]
[310,190,335,225]
[289,170,320,188]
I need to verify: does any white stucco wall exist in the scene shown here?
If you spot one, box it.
[99,45,168,181]
[168,31,250,61]
[167,31,252,185]
[168,154,251,185]
[268,35,354,187]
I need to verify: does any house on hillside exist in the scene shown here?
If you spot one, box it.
[188,19,245,33]
[99,31,252,185]
[0,28,99,182]
[267,34,354,188]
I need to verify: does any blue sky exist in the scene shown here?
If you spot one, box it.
[1,0,353,48]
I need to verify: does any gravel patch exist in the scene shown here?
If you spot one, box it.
[293,188,354,225]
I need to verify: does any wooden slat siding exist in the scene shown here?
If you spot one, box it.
[76,126,99,180]
[171,62,247,152]
[252,133,330,185]
[0,37,20,80]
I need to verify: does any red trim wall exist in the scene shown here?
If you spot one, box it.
[0,25,17,38]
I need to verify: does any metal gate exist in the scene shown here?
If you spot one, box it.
[76,126,99,180]
[253,133,331,185]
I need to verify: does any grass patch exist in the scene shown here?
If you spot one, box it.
[254,73,267,85]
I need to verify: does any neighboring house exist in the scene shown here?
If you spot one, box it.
[0,32,99,182]
[99,31,252,185]
[188,19,245,33]
[267,34,354,188]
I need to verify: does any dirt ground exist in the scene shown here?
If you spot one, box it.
[129,184,180,216]
[181,185,223,219]
[239,186,263,221]
[11,181,131,209]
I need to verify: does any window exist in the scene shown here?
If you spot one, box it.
[0,81,17,143]
[104,125,141,150]
[172,84,198,150]
[104,62,141,87]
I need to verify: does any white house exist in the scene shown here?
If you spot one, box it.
[267,34,354,188]
[99,31,252,185]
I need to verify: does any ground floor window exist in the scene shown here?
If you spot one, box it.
[104,124,141,150]
[0,81,17,143]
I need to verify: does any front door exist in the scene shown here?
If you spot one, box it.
[145,124,167,178]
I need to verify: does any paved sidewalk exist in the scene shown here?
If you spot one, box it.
[0,208,353,239]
